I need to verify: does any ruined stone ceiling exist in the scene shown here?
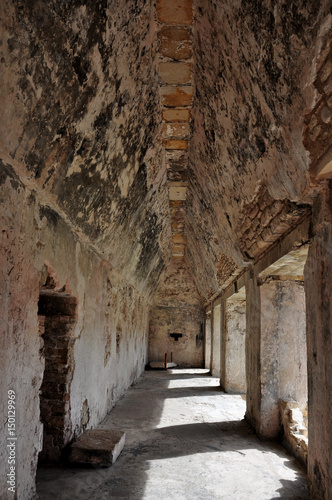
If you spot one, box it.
[0,0,331,300]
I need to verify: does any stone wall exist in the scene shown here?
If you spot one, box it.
[0,0,171,295]
[305,183,332,499]
[185,0,331,302]
[224,296,246,393]
[245,276,307,439]
[260,279,307,438]
[204,311,212,369]
[211,304,221,377]
[149,259,204,367]
[0,170,150,498]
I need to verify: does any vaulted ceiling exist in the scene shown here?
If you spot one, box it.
[0,0,331,301]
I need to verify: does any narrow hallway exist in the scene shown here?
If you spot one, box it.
[36,369,308,499]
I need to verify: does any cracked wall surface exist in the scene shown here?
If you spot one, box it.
[186,0,331,301]
[0,0,332,498]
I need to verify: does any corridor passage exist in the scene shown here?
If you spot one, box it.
[36,369,308,499]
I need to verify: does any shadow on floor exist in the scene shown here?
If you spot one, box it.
[36,369,308,500]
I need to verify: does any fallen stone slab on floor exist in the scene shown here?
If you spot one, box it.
[68,429,126,467]
[149,361,177,369]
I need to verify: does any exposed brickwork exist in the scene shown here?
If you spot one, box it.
[304,40,332,178]
[216,254,237,288]
[38,291,77,462]
[157,0,193,258]
[238,184,311,260]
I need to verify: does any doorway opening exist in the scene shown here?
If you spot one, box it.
[38,269,77,463]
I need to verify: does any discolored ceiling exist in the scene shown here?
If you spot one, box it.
[0,0,331,300]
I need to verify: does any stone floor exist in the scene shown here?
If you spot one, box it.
[36,369,308,499]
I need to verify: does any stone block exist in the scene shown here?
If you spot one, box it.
[166,149,189,166]
[156,0,193,26]
[159,62,191,84]
[167,168,188,182]
[158,28,192,60]
[162,108,191,122]
[160,86,192,107]
[172,243,185,256]
[69,429,126,467]
[164,139,188,150]
[163,122,190,139]
[172,233,185,244]
[169,186,187,200]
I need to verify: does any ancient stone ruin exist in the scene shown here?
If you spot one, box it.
[0,0,331,498]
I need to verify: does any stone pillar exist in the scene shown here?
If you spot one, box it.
[211,303,221,377]
[246,270,307,438]
[305,198,332,499]
[205,311,212,370]
[259,279,307,438]
[223,294,246,394]
[245,270,261,431]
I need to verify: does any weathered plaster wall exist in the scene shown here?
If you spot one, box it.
[248,279,307,439]
[186,0,331,301]
[305,183,332,499]
[205,311,212,370]
[0,0,171,295]
[224,296,246,394]
[211,304,221,377]
[149,260,204,367]
[0,170,150,498]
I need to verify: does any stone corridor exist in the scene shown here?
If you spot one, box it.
[36,369,308,500]
[1,0,332,498]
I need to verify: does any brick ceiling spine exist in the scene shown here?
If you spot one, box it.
[156,0,193,259]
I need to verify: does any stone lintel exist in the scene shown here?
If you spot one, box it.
[163,122,190,139]
[167,181,188,188]
[161,86,193,107]
[158,28,192,60]
[164,139,188,150]
[162,108,191,122]
[169,186,187,200]
[156,0,193,26]
[172,243,185,255]
[172,233,186,244]
[159,62,191,85]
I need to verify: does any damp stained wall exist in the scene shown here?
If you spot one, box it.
[0,168,152,498]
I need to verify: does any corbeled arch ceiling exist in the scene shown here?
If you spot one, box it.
[0,0,330,300]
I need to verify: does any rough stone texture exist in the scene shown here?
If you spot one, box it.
[204,311,212,370]
[223,295,246,394]
[258,280,307,438]
[69,429,126,467]
[304,184,332,499]
[211,304,221,378]
[158,28,192,60]
[0,172,150,498]
[280,399,308,467]
[0,0,170,296]
[186,0,331,301]
[303,40,332,179]
[237,183,311,260]
[1,1,332,498]
[149,260,204,367]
